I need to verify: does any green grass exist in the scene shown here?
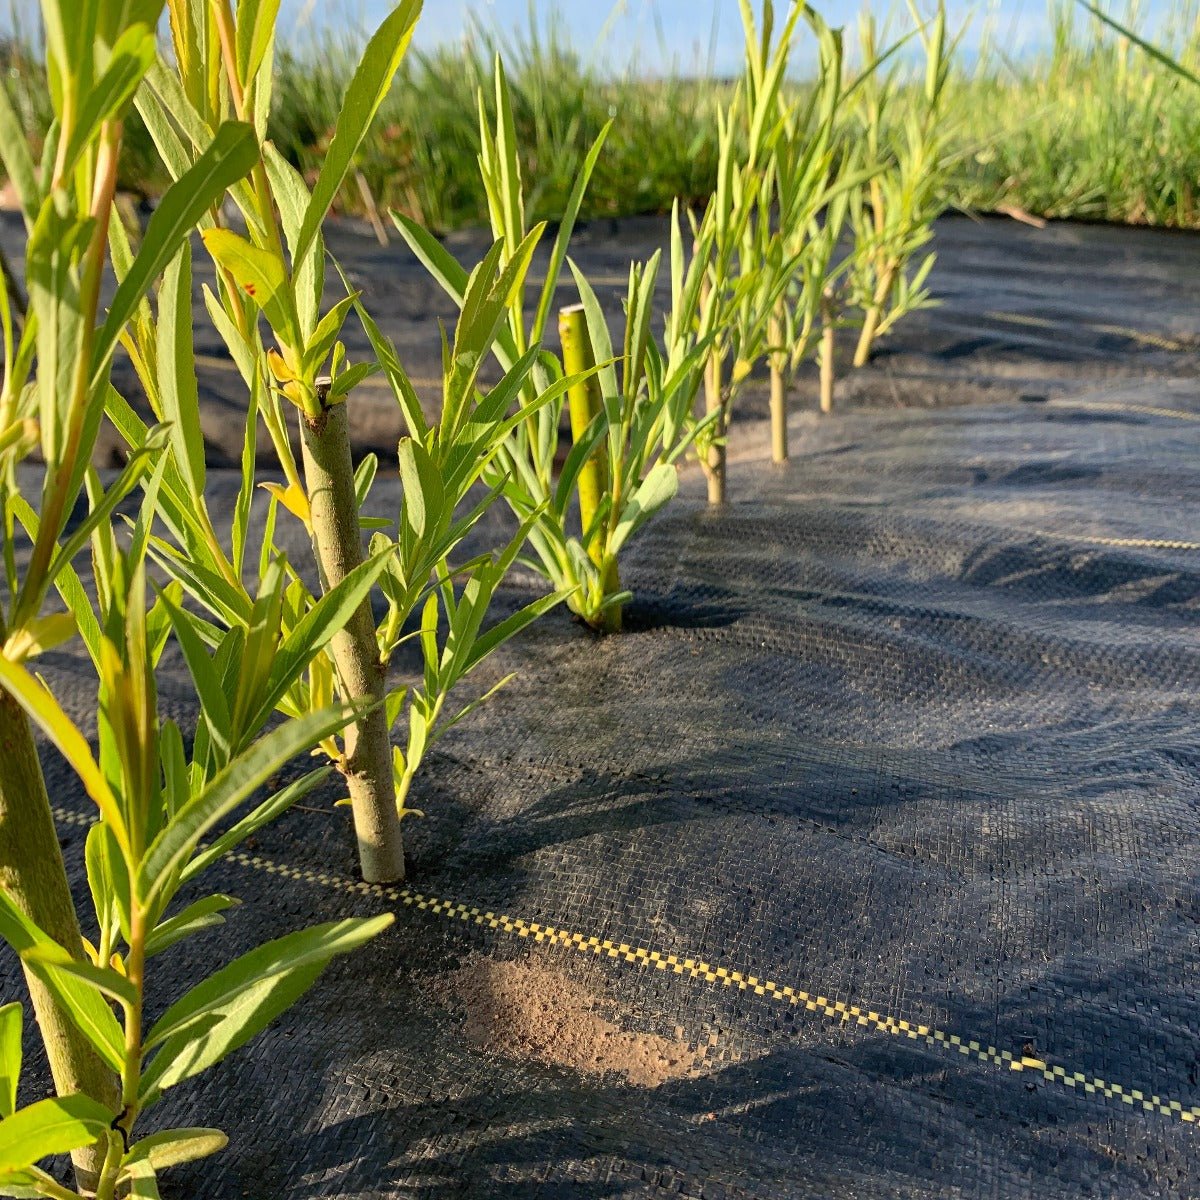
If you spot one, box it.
[4,2,1200,232]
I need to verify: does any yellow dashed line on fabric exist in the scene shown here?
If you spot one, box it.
[48,805,1200,1123]
[1025,529,1200,552]
[178,833,1197,1128]
[984,311,1192,352]
[1047,397,1200,423]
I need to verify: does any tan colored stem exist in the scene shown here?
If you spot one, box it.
[704,350,726,506]
[300,395,405,882]
[0,691,119,1190]
[819,320,836,415]
[355,171,389,246]
[768,303,787,464]
[853,304,880,368]
[853,264,897,368]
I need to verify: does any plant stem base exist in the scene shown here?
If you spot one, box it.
[0,691,119,1190]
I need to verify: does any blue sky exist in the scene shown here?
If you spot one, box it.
[0,2,1184,75]
[272,1,1180,74]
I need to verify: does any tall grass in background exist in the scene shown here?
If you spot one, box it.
[268,3,730,232]
[949,0,1200,226]
[5,2,1200,232]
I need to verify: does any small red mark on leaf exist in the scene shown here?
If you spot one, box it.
[244,283,257,297]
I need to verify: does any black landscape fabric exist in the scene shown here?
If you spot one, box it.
[5,214,1200,1197]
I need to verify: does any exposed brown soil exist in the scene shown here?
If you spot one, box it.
[438,953,700,1088]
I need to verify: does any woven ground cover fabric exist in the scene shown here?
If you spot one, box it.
[5,214,1200,1197]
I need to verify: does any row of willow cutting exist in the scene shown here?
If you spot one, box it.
[0,0,961,1196]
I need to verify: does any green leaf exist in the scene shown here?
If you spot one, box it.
[1078,3,1200,87]
[145,895,241,959]
[344,273,428,439]
[158,243,205,497]
[141,915,393,1095]
[0,1095,113,1175]
[236,0,283,86]
[95,121,259,380]
[200,228,301,353]
[302,294,358,377]
[180,768,330,884]
[124,1127,228,1174]
[531,121,611,344]
[85,821,130,946]
[610,463,678,555]
[57,23,156,183]
[0,889,126,1073]
[263,144,323,338]
[460,589,566,678]
[253,550,394,731]
[294,0,423,270]
[0,81,40,223]
[140,705,361,902]
[156,594,232,763]
[0,658,126,847]
[0,1005,20,1119]
[397,438,444,541]
[24,950,136,1010]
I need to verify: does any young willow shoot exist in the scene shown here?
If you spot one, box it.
[396,58,714,631]
[762,5,849,450]
[848,0,960,367]
[686,0,808,500]
[121,3,562,876]
[99,0,425,882]
[0,3,387,1193]
[0,533,391,1200]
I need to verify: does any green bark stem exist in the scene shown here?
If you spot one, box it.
[0,690,119,1191]
[559,305,609,548]
[768,302,787,464]
[560,305,622,633]
[300,391,405,883]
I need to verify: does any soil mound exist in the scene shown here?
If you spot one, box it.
[439,953,700,1087]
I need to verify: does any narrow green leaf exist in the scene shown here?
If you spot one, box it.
[0,81,39,224]
[201,228,301,353]
[145,895,241,959]
[0,1005,20,1118]
[0,659,126,846]
[0,889,126,1073]
[181,768,330,884]
[610,463,678,555]
[56,24,156,182]
[140,705,361,901]
[124,1127,228,1173]
[141,915,392,1094]
[253,550,393,730]
[95,121,259,380]
[294,0,423,269]
[24,950,136,1010]
[0,1095,113,1175]
[158,243,205,496]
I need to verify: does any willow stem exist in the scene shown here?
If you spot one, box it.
[559,304,622,631]
[819,321,836,415]
[703,349,726,506]
[768,301,787,464]
[300,389,404,882]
